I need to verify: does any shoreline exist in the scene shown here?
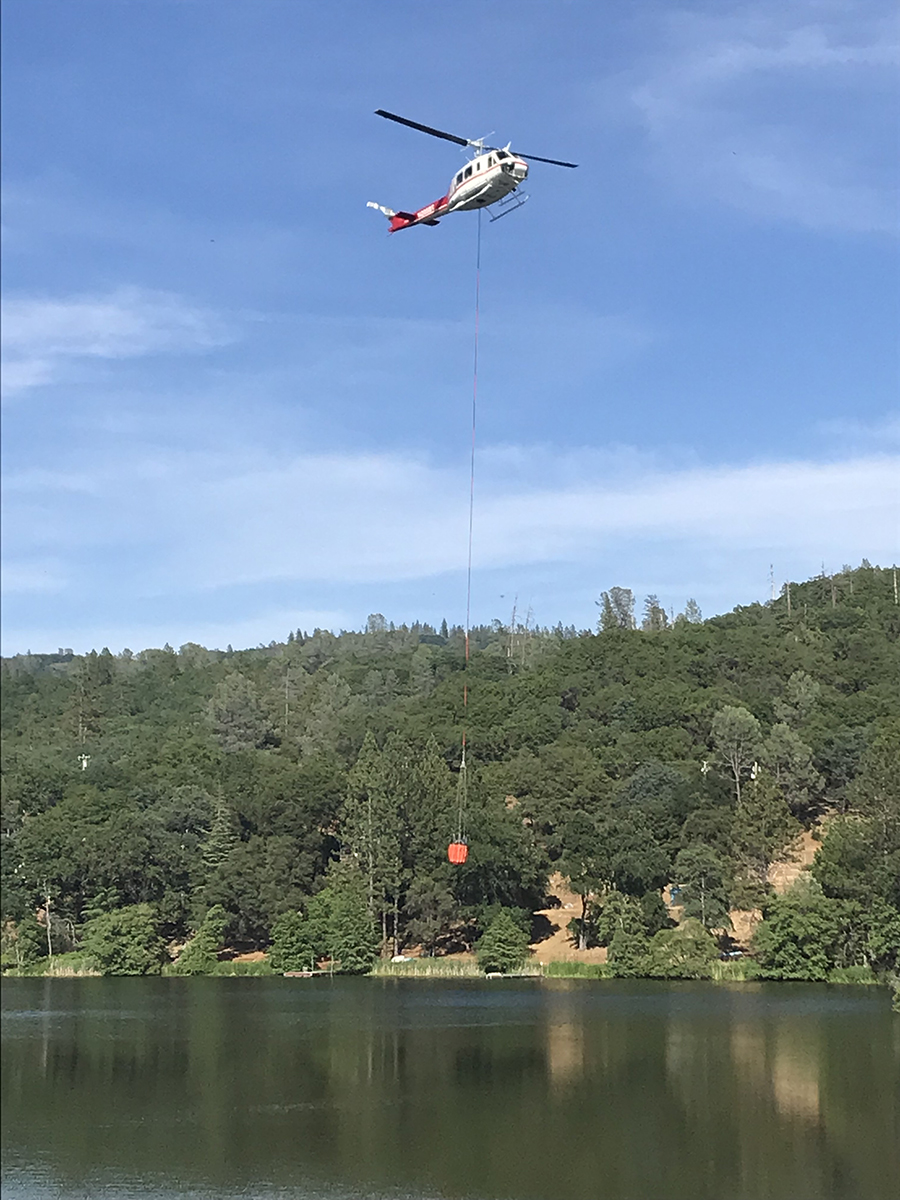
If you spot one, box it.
[3,960,891,991]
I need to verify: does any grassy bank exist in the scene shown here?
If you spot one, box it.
[371,958,485,978]
[3,954,886,988]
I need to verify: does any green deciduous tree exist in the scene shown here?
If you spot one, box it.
[712,705,761,806]
[850,721,900,855]
[607,925,650,977]
[403,876,455,956]
[813,817,900,910]
[558,810,606,949]
[640,890,673,936]
[172,904,228,975]
[299,673,356,758]
[597,814,670,897]
[753,878,847,981]
[614,761,692,858]
[594,890,644,947]
[643,918,719,979]
[863,899,900,974]
[15,914,48,965]
[82,903,164,975]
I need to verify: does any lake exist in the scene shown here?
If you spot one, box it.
[2,977,898,1200]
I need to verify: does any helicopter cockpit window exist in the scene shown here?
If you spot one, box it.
[464,165,473,178]
[455,173,463,186]
[496,150,508,160]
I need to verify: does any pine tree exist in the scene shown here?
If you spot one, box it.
[683,598,702,624]
[343,732,405,948]
[674,845,731,932]
[642,595,669,632]
[268,910,318,973]
[202,795,238,875]
[319,862,378,974]
[476,909,530,974]
[207,673,273,752]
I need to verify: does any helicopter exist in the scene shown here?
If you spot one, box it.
[367,110,577,232]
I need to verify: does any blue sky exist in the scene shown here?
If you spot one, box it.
[2,0,897,654]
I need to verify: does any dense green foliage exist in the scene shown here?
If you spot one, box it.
[171,904,228,975]
[2,565,898,977]
[268,910,318,973]
[643,918,720,979]
[81,903,165,975]
[476,909,531,973]
[753,878,900,980]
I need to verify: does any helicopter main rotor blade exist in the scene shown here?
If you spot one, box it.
[374,111,578,166]
[375,110,470,148]
[507,151,578,168]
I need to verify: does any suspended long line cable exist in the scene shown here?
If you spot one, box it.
[453,209,483,850]
[465,208,482,655]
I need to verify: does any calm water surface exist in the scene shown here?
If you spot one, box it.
[2,977,898,1200]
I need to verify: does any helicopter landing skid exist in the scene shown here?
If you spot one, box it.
[488,191,530,221]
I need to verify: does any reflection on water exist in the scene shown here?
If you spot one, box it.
[771,1023,821,1122]
[544,981,584,1089]
[729,1019,823,1121]
[2,978,898,1200]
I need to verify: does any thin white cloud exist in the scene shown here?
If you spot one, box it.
[621,2,899,232]
[4,444,897,593]
[0,286,233,397]
[816,412,900,451]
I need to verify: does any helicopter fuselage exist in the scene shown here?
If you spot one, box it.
[447,149,528,212]
[371,150,529,232]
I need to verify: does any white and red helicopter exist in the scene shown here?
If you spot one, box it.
[367,110,577,232]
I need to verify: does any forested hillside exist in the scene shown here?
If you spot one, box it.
[2,564,898,980]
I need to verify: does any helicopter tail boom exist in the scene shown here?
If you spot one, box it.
[367,195,450,232]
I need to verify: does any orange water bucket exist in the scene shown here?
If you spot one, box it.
[447,841,469,865]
